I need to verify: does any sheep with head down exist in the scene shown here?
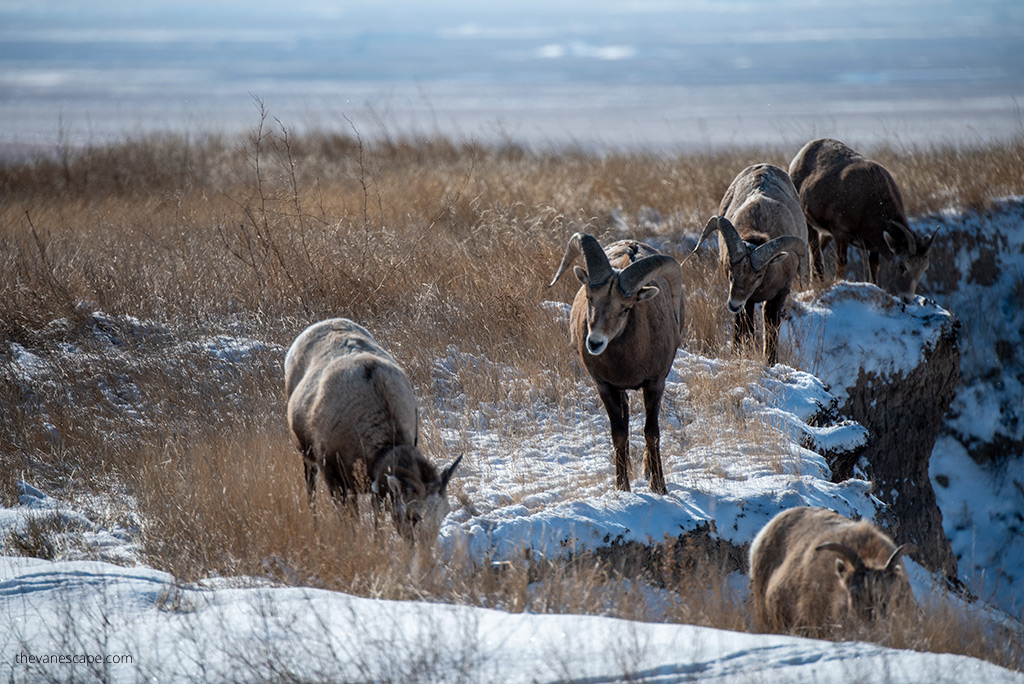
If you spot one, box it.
[694,163,809,365]
[788,137,936,298]
[285,318,461,544]
[549,233,684,494]
[749,506,918,638]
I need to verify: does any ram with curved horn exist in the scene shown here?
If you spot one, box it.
[788,137,937,297]
[749,506,919,637]
[693,163,809,365]
[285,318,462,544]
[549,233,685,494]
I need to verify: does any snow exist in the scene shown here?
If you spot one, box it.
[1,553,1019,683]
[781,281,958,407]
[918,198,1024,617]
[2,201,1024,681]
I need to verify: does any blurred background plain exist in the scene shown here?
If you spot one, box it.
[1,0,1022,154]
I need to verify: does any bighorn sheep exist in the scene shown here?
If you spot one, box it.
[285,318,462,543]
[749,506,918,637]
[788,137,937,297]
[693,163,809,366]
[549,233,685,494]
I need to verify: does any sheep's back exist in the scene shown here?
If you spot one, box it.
[285,318,416,464]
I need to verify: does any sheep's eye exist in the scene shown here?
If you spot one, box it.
[407,511,422,526]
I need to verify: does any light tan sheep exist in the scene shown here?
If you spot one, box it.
[693,163,809,365]
[285,318,461,543]
[749,506,918,637]
[549,233,685,494]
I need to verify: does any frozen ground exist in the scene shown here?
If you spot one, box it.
[1,200,1023,680]
[1,552,1020,684]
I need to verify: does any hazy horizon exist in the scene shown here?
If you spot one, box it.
[2,0,1022,154]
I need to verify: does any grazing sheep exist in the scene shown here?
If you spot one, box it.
[693,163,809,365]
[749,507,918,637]
[788,137,937,297]
[285,318,461,543]
[549,233,685,494]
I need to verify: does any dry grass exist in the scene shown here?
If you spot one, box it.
[2,119,1024,671]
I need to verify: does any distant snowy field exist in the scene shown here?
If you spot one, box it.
[2,199,1023,681]
[1,0,1022,154]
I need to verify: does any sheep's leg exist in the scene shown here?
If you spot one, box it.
[734,301,756,355]
[303,457,319,504]
[835,240,849,280]
[598,385,631,492]
[763,290,788,366]
[868,250,881,284]
[807,227,826,279]
[322,459,358,518]
[641,383,668,495]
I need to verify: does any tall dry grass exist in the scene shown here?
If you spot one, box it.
[2,117,1023,671]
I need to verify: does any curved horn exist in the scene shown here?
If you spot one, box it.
[884,543,918,571]
[693,215,722,253]
[816,542,867,573]
[750,235,808,272]
[440,454,463,493]
[716,216,749,264]
[618,254,682,298]
[887,220,918,255]
[549,233,614,288]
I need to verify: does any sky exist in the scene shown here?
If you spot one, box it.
[1,0,1023,152]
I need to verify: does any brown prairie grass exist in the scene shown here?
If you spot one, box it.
[2,122,1023,671]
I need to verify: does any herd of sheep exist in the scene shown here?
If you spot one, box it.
[283,138,934,637]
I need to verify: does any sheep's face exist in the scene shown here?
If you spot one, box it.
[835,561,913,623]
[725,251,787,314]
[882,228,935,298]
[390,489,451,544]
[576,270,659,356]
[379,450,462,545]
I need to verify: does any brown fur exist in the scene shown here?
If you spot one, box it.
[788,138,934,297]
[285,318,460,543]
[749,507,917,637]
[714,163,809,365]
[560,238,685,494]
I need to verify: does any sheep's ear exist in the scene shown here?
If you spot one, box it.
[883,230,898,253]
[636,285,660,302]
[387,474,403,499]
[440,454,464,493]
[574,266,589,285]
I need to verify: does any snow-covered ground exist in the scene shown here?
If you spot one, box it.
[1,552,1019,684]
[2,200,1023,681]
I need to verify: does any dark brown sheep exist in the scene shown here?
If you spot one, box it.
[549,233,685,494]
[788,137,936,297]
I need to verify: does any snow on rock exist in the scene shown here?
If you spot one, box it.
[781,281,959,408]
[918,197,1024,617]
[781,280,961,578]
[1,554,1020,684]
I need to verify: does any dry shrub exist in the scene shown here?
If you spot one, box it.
[2,124,1024,671]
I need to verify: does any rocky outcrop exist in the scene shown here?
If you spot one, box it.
[783,283,961,579]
